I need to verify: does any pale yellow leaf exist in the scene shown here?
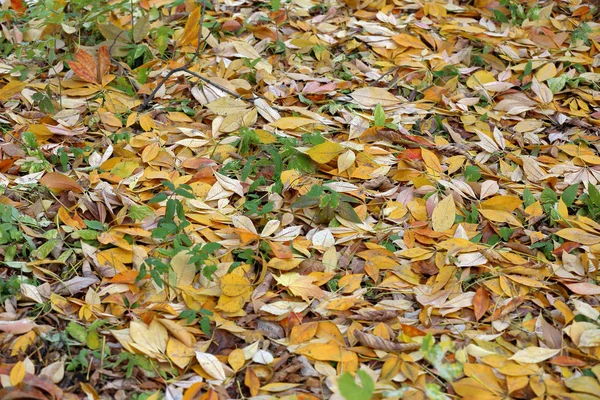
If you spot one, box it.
[306,141,344,164]
[350,87,401,107]
[555,228,600,245]
[508,347,560,364]
[432,195,456,232]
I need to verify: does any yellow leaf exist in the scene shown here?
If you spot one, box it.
[480,195,522,212]
[391,33,428,48]
[220,274,252,297]
[255,129,277,144]
[111,161,139,178]
[306,141,344,164]
[10,331,36,356]
[270,117,319,130]
[0,80,26,101]
[478,209,522,227]
[294,341,353,362]
[432,195,456,232]
[166,338,194,369]
[349,87,401,107]
[170,251,196,289]
[9,361,25,386]
[555,228,600,245]
[228,348,246,372]
[509,347,560,364]
[274,272,325,302]
[535,63,557,82]
[466,70,495,90]
[421,148,442,173]
[216,294,246,313]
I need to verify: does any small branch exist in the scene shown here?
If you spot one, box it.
[138,1,208,112]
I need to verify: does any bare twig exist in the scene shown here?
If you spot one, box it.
[138,1,208,112]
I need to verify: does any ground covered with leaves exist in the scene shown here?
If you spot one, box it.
[1,0,600,398]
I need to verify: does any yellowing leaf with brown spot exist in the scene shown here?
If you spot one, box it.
[555,228,600,245]
[220,274,252,297]
[432,195,456,232]
[216,294,246,313]
[306,141,344,164]
[166,338,194,369]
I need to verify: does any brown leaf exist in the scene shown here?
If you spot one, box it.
[39,172,83,194]
[353,330,419,352]
[473,286,490,321]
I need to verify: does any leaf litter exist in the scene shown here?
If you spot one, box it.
[0,0,600,398]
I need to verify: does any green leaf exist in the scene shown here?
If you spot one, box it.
[589,184,600,207]
[373,103,386,127]
[291,194,320,209]
[31,239,58,260]
[464,165,481,182]
[548,75,567,93]
[561,184,579,207]
[541,187,557,204]
[84,220,104,231]
[338,370,375,400]
[524,59,533,76]
[522,188,536,207]
[129,204,155,221]
[74,229,98,240]
[148,192,168,204]
[66,322,88,344]
[336,202,362,223]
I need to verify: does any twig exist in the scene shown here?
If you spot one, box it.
[369,66,400,87]
[138,1,208,112]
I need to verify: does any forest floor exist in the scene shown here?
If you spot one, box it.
[1,0,600,399]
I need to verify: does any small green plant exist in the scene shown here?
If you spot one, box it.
[291,184,361,225]
[338,370,375,400]
[492,0,541,26]
[18,131,52,174]
[421,334,463,382]
[0,275,21,302]
[138,182,222,288]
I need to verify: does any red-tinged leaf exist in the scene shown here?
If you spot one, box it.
[398,148,422,160]
[473,286,490,321]
[564,282,600,295]
[9,0,26,14]
[97,46,111,81]
[552,241,580,255]
[67,48,99,84]
[400,324,426,337]
[548,356,587,367]
[39,172,83,194]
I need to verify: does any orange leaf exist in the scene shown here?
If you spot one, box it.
[97,46,111,81]
[67,48,99,84]
[39,172,83,193]
[473,286,490,321]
